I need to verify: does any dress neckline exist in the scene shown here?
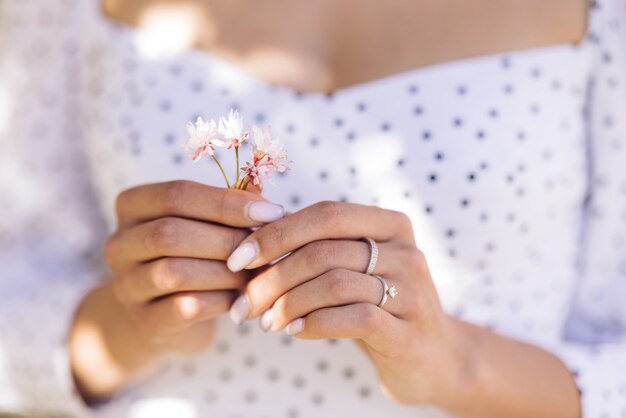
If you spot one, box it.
[90,0,591,100]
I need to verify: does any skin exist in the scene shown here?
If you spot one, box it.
[71,181,268,400]
[101,0,588,94]
[71,0,589,415]
[228,202,581,417]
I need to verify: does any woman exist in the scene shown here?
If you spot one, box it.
[0,0,625,416]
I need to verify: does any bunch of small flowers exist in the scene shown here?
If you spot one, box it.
[181,109,290,190]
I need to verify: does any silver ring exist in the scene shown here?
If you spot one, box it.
[363,237,378,275]
[373,275,398,308]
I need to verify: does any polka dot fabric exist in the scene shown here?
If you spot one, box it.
[0,0,625,417]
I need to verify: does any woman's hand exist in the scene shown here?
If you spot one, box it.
[224,200,582,418]
[104,180,284,351]
[71,180,285,401]
[224,201,466,407]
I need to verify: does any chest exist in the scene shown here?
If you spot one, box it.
[101,0,588,93]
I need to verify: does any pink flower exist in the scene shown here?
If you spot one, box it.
[239,126,290,187]
[181,111,291,190]
[217,109,248,149]
[181,117,221,161]
[241,160,267,186]
[251,126,290,173]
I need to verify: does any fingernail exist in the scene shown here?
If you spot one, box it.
[247,201,285,223]
[227,241,257,272]
[259,309,273,332]
[229,295,250,324]
[285,318,305,336]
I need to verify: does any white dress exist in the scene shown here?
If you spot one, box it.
[1,0,626,417]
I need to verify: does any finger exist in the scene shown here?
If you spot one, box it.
[245,183,263,194]
[285,303,405,353]
[265,269,405,332]
[105,217,249,267]
[135,290,237,337]
[115,257,249,304]
[150,320,218,355]
[226,201,414,272]
[243,240,405,319]
[116,180,284,228]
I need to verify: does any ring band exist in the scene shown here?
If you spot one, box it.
[373,275,398,308]
[363,237,379,275]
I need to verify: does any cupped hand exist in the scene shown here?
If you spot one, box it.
[226,201,467,407]
[104,180,285,353]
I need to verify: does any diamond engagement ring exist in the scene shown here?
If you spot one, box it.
[373,275,398,308]
[363,237,379,275]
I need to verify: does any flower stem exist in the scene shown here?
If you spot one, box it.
[234,147,240,187]
[211,155,231,188]
[241,176,251,191]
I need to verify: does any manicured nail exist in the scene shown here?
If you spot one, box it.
[229,295,250,324]
[259,309,274,332]
[247,201,285,223]
[285,318,305,336]
[227,241,257,272]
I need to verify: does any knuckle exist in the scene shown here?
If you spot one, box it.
[393,210,412,228]
[213,188,229,221]
[145,217,180,253]
[302,241,336,268]
[315,200,348,222]
[326,269,355,295]
[355,304,381,332]
[261,222,287,247]
[151,258,183,292]
[173,294,203,322]
[162,180,192,214]
[103,233,121,267]
[115,188,134,219]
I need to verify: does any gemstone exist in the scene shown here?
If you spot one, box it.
[387,286,398,298]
